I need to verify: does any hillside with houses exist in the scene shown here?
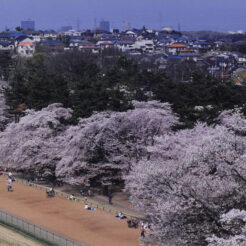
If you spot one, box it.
[1,27,246,82]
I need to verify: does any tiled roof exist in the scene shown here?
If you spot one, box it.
[168,44,186,48]
[18,41,35,46]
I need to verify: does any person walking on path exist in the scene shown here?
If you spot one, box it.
[140,228,145,238]
[108,194,112,204]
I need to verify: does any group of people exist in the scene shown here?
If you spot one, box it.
[140,221,153,238]
[127,219,139,228]
[79,188,92,197]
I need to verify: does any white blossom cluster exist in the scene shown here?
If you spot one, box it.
[207,209,246,246]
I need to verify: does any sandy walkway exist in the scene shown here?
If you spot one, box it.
[0,177,140,246]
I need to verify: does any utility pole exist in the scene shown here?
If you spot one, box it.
[94,18,97,30]
[178,23,181,32]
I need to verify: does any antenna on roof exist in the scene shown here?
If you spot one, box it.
[76,19,81,31]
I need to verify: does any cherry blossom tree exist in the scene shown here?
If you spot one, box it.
[0,103,72,179]
[0,101,178,186]
[3,97,246,245]
[55,101,178,186]
[125,121,246,245]
[218,108,246,134]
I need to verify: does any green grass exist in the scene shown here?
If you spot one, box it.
[0,221,56,246]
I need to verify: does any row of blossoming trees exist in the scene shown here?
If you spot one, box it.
[1,100,246,245]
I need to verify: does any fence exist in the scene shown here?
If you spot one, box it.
[3,173,144,221]
[0,208,85,246]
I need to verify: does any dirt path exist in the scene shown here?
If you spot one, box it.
[0,224,45,246]
[0,177,140,246]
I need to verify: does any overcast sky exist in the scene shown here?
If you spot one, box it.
[0,0,245,32]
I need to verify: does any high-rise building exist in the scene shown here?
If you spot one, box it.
[100,20,110,32]
[21,20,35,30]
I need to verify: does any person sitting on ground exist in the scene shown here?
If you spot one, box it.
[47,187,55,197]
[7,178,12,192]
[116,211,126,219]
[88,189,92,196]
[68,194,76,200]
[84,204,96,210]
[127,219,138,228]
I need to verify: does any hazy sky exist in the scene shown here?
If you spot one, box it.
[0,0,245,32]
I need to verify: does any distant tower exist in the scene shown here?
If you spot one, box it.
[21,19,35,30]
[159,12,163,30]
[76,19,81,31]
[100,19,110,32]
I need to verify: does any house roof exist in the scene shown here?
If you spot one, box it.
[9,32,27,38]
[194,41,209,45]
[81,46,98,49]
[168,55,182,60]
[117,41,134,45]
[18,41,35,46]
[0,41,12,47]
[180,53,200,57]
[180,49,195,53]
[168,43,186,48]
[98,41,114,45]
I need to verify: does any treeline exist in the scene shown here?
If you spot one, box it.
[0,50,12,80]
[5,52,132,122]
[4,51,246,127]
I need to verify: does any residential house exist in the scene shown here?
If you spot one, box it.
[116,41,134,52]
[17,40,35,57]
[134,40,155,53]
[232,52,246,66]
[167,43,187,55]
[43,31,57,40]
[180,52,201,62]
[80,45,100,54]
[96,41,115,50]
[0,41,15,51]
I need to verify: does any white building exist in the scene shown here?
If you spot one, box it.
[134,40,155,53]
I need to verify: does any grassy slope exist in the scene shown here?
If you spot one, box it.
[0,224,45,246]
